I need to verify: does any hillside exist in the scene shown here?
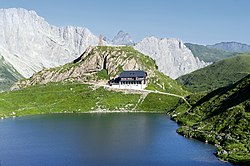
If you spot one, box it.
[185,43,237,62]
[177,53,250,92]
[16,46,188,96]
[0,46,189,118]
[207,42,250,53]
[4,46,189,117]
[0,56,23,91]
[168,75,250,164]
[0,82,188,119]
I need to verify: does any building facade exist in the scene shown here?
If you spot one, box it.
[109,70,147,90]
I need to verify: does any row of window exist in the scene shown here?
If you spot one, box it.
[121,77,144,81]
[120,81,143,84]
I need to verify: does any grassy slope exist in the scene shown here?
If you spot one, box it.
[169,75,250,164]
[185,43,237,62]
[0,56,23,91]
[0,82,186,118]
[177,53,250,92]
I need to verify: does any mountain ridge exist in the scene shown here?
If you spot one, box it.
[177,53,250,92]
[185,43,237,62]
[207,41,250,53]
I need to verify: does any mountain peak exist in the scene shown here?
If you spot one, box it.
[117,30,125,35]
[0,8,41,20]
[1,8,34,13]
[112,30,134,46]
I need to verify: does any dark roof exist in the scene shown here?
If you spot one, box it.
[119,70,146,78]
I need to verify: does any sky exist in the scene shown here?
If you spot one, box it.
[1,0,250,45]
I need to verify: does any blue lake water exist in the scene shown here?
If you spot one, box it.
[0,113,231,166]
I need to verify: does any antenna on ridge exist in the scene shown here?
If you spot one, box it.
[99,34,103,47]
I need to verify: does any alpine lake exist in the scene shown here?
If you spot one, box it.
[0,113,232,166]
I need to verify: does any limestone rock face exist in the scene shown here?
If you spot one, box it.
[134,36,209,79]
[0,8,99,78]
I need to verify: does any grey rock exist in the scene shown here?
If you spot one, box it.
[0,8,99,78]
[134,36,209,79]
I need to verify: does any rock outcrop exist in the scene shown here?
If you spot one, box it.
[0,8,99,78]
[134,37,209,79]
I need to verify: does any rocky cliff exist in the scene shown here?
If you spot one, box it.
[0,8,99,78]
[134,37,209,79]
